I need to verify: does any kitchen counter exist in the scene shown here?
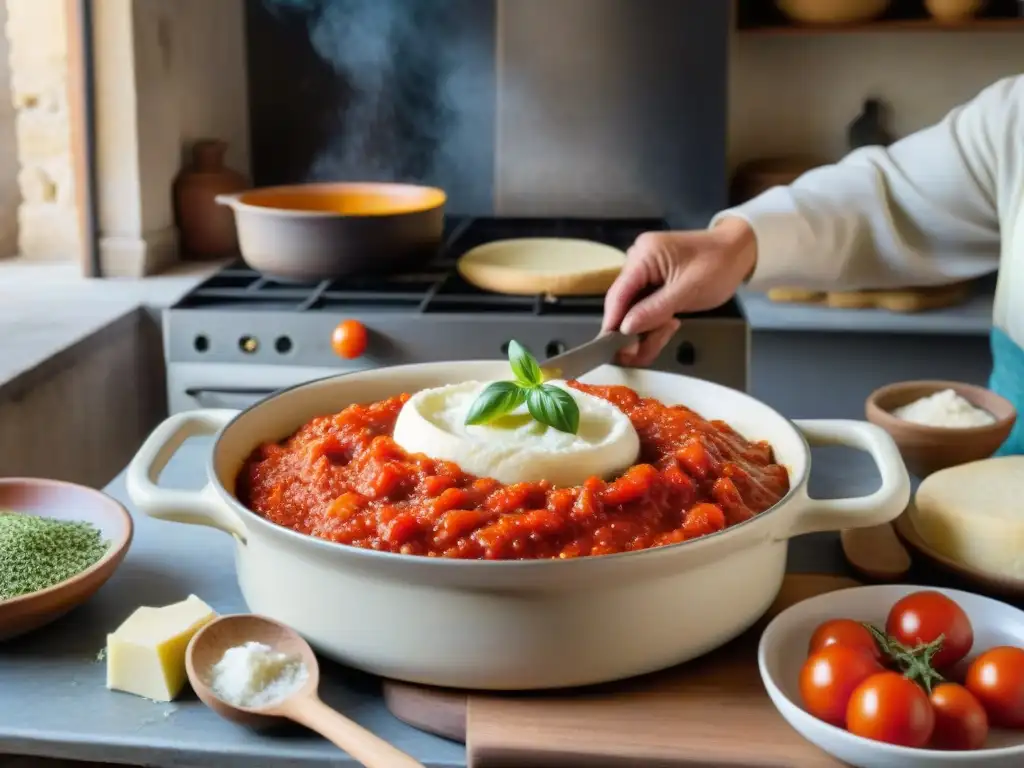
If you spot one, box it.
[0,438,879,767]
[737,287,995,336]
[0,258,226,396]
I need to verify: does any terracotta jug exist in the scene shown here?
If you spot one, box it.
[174,139,249,258]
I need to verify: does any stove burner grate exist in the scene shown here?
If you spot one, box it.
[173,216,667,315]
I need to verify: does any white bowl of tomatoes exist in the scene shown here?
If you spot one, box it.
[758,585,1024,767]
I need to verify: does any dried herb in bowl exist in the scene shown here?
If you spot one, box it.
[0,511,109,601]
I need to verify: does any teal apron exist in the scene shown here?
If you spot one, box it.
[989,326,1024,455]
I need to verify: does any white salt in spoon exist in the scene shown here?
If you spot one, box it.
[186,614,424,768]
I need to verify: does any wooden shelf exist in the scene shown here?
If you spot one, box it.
[739,16,1024,34]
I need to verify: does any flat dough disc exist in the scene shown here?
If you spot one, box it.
[457,238,626,297]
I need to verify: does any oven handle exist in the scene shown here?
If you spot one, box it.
[185,387,280,408]
[185,387,280,397]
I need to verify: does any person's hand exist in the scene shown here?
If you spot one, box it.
[601,217,757,366]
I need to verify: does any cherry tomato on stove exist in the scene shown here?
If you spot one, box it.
[885,590,973,669]
[799,645,883,727]
[965,646,1024,728]
[929,683,989,751]
[846,671,935,748]
[808,619,882,663]
[331,319,368,360]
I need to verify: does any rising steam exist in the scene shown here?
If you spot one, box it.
[263,0,491,194]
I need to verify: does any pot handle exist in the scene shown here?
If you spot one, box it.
[214,192,242,208]
[779,419,910,540]
[125,409,247,540]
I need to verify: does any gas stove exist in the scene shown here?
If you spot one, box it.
[164,217,748,414]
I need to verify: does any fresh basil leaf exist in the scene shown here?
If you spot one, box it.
[465,381,526,426]
[526,384,580,434]
[507,340,542,388]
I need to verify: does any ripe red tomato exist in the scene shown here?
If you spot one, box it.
[808,619,882,663]
[846,672,935,748]
[965,646,1024,728]
[331,320,368,360]
[885,590,973,669]
[800,645,883,727]
[929,683,989,751]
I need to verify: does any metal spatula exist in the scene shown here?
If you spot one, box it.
[540,332,639,380]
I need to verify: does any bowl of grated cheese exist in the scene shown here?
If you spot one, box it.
[866,381,1016,479]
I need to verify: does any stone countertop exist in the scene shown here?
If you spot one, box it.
[0,439,875,767]
[0,259,227,394]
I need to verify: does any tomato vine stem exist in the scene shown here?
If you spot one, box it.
[864,623,946,694]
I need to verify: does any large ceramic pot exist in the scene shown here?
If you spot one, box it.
[126,364,909,691]
[214,182,446,282]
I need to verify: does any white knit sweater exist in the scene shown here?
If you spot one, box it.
[716,75,1024,344]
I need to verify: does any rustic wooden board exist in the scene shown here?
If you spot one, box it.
[765,282,971,313]
[384,574,859,767]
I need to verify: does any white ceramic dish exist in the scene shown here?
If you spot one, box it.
[126,362,909,690]
[759,584,1024,767]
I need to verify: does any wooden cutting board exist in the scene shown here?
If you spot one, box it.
[765,282,972,313]
[384,574,858,767]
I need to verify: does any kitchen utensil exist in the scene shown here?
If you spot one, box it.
[383,574,858,765]
[456,238,626,296]
[865,380,1015,478]
[215,182,446,282]
[125,362,909,690]
[925,0,987,22]
[848,98,894,150]
[540,332,639,380]
[760,583,1024,766]
[0,478,132,641]
[840,522,912,581]
[894,507,1024,598]
[186,614,423,768]
[776,0,890,25]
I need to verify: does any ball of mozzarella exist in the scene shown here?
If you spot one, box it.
[392,380,640,487]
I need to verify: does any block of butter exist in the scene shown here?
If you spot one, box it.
[106,594,216,702]
[913,456,1024,580]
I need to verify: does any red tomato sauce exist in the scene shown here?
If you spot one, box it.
[237,382,790,560]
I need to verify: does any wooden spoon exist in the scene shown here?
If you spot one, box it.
[186,614,424,768]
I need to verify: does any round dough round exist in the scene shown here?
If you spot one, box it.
[456,238,626,296]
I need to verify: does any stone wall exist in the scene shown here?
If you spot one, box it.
[4,0,80,261]
[0,3,18,258]
[730,31,1024,168]
[2,0,249,272]
[93,0,249,276]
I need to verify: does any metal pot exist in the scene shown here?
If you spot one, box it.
[215,182,446,282]
[125,363,909,690]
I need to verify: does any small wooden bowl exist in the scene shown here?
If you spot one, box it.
[865,381,1016,479]
[776,0,890,26]
[0,478,133,641]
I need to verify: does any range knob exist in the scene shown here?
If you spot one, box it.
[331,320,368,360]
